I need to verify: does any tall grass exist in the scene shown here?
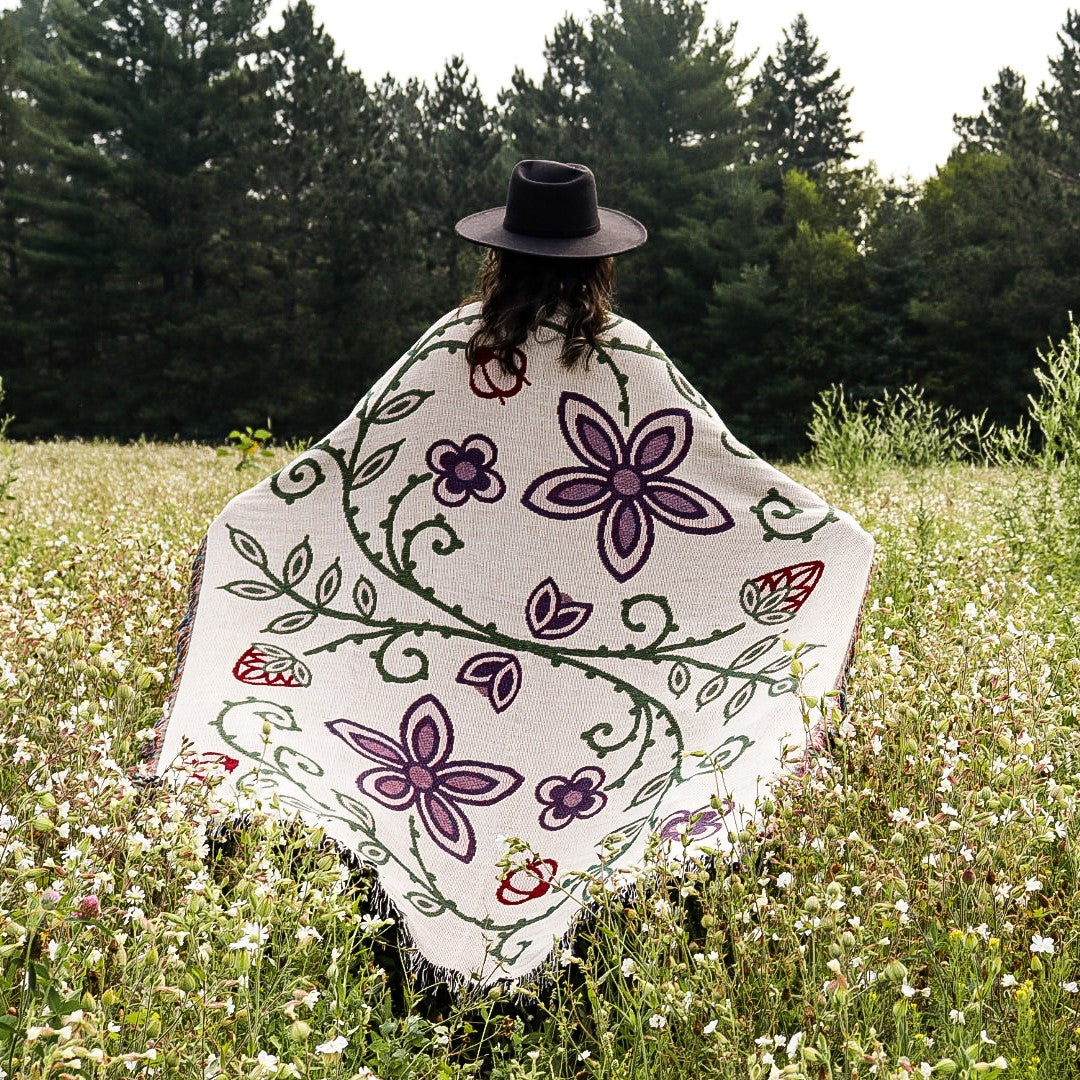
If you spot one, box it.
[0,322,1079,1076]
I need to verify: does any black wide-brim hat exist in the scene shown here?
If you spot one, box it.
[455,160,647,258]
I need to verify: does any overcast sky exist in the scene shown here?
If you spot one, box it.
[3,0,1073,180]
[259,0,1073,180]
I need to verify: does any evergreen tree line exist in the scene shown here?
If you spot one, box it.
[1,0,1078,455]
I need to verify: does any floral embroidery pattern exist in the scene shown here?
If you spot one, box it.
[456,653,522,713]
[740,561,824,625]
[522,393,734,581]
[657,807,726,844]
[536,767,607,831]
[326,695,524,863]
[496,858,559,906]
[232,642,312,687]
[525,577,593,639]
[426,435,505,508]
[469,346,530,404]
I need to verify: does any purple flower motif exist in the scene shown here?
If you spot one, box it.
[657,807,726,845]
[536,767,607,831]
[522,393,734,581]
[326,695,524,863]
[456,652,522,713]
[426,434,505,507]
[525,578,593,639]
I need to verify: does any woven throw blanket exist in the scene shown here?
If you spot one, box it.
[154,302,874,985]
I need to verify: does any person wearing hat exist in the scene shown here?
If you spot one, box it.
[153,159,873,989]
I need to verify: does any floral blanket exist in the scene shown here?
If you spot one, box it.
[153,303,874,986]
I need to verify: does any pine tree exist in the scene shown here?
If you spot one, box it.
[14,0,270,436]
[751,14,860,176]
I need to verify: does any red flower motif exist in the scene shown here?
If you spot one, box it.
[233,643,311,687]
[190,751,241,781]
[740,561,824,625]
[496,858,559,906]
[469,347,530,404]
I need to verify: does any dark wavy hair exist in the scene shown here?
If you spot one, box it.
[464,249,616,373]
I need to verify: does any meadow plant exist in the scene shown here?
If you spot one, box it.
[0,441,1078,1077]
[806,385,977,480]
[0,378,16,515]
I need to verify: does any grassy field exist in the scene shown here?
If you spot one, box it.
[0,433,1079,1079]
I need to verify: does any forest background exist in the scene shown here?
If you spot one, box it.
[1,0,1079,457]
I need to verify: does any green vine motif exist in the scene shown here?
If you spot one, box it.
[270,450,329,505]
[720,430,757,460]
[213,308,826,922]
[664,359,714,416]
[592,340,632,426]
[211,699,584,936]
[751,487,839,543]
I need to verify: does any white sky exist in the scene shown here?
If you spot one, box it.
[258,0,1073,180]
[2,0,1072,179]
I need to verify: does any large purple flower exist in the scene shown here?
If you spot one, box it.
[326,695,523,863]
[426,435,505,507]
[536,767,607,831]
[521,393,734,581]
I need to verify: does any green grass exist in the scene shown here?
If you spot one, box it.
[1,441,1079,1079]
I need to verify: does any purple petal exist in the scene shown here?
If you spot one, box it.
[525,578,558,636]
[425,439,460,474]
[432,475,470,507]
[525,578,594,639]
[558,393,626,471]
[522,467,612,520]
[400,694,453,768]
[471,468,505,503]
[535,775,567,806]
[418,791,476,862]
[598,498,655,582]
[357,767,416,810]
[575,792,607,819]
[326,718,407,767]
[460,434,498,468]
[539,803,572,831]
[436,760,524,805]
[570,766,606,791]
[456,652,522,712]
[641,479,735,534]
[628,409,692,476]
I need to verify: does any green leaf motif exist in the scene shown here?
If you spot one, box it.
[353,576,377,618]
[731,634,780,670]
[667,662,691,698]
[626,769,673,810]
[228,525,267,568]
[282,537,313,587]
[406,891,448,917]
[316,560,342,606]
[371,389,434,424]
[221,580,282,601]
[263,610,319,635]
[724,681,756,722]
[739,581,796,625]
[351,440,404,490]
[695,674,728,710]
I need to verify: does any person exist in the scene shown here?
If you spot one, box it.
[153,160,873,989]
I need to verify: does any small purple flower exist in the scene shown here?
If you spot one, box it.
[522,393,734,581]
[327,695,523,863]
[75,895,101,920]
[426,435,505,507]
[536,767,607,831]
[657,807,726,845]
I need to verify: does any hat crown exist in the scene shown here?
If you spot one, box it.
[503,160,601,240]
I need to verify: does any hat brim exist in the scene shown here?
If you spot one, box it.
[454,206,647,258]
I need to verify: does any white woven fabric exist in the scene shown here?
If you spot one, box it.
[154,303,873,984]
